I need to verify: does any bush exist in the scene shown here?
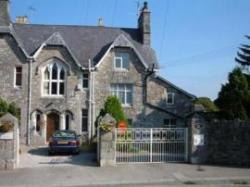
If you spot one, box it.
[103,96,127,126]
[0,97,19,119]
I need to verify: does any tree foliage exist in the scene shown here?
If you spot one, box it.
[103,96,127,124]
[215,67,250,120]
[0,97,20,119]
[194,97,218,112]
[235,35,250,67]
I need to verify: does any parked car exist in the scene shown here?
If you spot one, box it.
[48,130,80,155]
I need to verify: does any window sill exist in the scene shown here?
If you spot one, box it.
[122,104,132,108]
[14,86,22,89]
[113,68,129,72]
[41,95,65,99]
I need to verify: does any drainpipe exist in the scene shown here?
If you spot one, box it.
[144,64,155,105]
[88,59,92,141]
[92,66,95,137]
[27,58,33,145]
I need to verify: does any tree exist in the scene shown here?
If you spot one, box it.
[235,35,250,67]
[194,97,218,112]
[103,96,127,124]
[215,67,250,120]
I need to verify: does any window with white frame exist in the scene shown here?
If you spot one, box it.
[163,118,176,127]
[82,73,89,89]
[114,52,130,70]
[42,62,66,96]
[111,84,133,106]
[166,92,175,105]
[14,66,22,87]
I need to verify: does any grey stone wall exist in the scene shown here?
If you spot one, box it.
[30,46,88,144]
[0,35,28,144]
[206,120,250,167]
[94,47,192,128]
[0,113,19,170]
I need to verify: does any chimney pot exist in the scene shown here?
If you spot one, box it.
[16,16,29,24]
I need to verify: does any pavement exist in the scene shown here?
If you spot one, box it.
[0,146,250,187]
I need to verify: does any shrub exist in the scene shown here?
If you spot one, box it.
[103,96,127,126]
[0,97,19,119]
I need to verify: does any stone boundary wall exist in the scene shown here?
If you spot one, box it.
[206,120,250,167]
[0,113,19,170]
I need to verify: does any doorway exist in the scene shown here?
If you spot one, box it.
[46,112,60,141]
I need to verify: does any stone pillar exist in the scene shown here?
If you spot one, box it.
[60,113,65,130]
[98,113,116,167]
[189,113,208,164]
[31,112,36,135]
[41,114,47,143]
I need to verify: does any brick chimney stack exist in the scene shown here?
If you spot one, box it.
[138,1,151,46]
[0,0,11,26]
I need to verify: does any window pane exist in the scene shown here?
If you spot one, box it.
[115,58,121,68]
[51,82,57,94]
[167,93,174,104]
[36,114,41,132]
[126,91,132,105]
[15,67,22,86]
[82,109,88,132]
[65,115,70,130]
[59,82,64,95]
[16,74,22,86]
[52,64,58,80]
[44,82,49,95]
[44,68,50,80]
[83,73,88,78]
[60,69,65,80]
[16,67,22,73]
[121,53,129,69]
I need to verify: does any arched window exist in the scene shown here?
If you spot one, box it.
[42,61,66,96]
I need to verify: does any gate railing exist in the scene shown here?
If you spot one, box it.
[115,128,188,163]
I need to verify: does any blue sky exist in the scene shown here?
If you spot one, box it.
[10,0,250,100]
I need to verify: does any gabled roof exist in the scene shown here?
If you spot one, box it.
[11,23,158,69]
[33,32,81,67]
[155,75,196,99]
[96,34,149,69]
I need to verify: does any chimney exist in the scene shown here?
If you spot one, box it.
[16,16,29,24]
[138,2,151,46]
[98,17,103,27]
[0,0,11,26]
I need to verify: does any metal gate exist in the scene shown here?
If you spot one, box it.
[115,128,188,163]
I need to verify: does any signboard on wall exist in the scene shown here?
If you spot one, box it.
[193,134,204,146]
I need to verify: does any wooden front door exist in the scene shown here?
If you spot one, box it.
[46,112,59,141]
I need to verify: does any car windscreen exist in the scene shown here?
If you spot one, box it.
[53,131,75,138]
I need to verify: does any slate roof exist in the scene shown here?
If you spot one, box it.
[11,23,158,69]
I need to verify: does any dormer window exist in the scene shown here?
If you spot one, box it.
[42,62,66,96]
[114,52,129,71]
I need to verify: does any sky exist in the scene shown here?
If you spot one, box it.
[10,0,250,100]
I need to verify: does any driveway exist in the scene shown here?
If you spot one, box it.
[19,146,97,168]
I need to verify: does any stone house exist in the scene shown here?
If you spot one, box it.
[0,0,195,145]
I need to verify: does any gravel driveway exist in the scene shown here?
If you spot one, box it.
[19,146,97,168]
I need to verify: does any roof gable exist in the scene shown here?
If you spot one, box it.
[11,24,158,69]
[95,34,149,69]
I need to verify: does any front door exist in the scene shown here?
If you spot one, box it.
[46,112,60,141]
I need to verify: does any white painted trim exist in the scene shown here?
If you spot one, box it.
[13,66,22,88]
